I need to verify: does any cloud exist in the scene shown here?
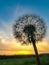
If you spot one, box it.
[0,35,49,55]
[12,4,49,41]
[46,28,49,42]
[0,19,13,40]
[0,5,35,40]
[0,4,49,55]
[12,4,35,21]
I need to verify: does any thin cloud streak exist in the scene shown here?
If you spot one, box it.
[0,4,49,55]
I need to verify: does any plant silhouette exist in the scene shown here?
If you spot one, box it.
[13,15,46,65]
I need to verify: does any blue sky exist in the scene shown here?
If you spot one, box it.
[0,0,49,40]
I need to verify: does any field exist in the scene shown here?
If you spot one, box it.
[0,54,49,65]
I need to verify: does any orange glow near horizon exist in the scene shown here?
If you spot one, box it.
[0,36,49,55]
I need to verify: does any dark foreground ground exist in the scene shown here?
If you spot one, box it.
[0,54,49,65]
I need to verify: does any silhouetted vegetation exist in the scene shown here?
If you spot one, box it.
[0,54,49,65]
[13,15,46,65]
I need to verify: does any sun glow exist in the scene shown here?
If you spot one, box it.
[0,36,49,55]
[16,50,34,55]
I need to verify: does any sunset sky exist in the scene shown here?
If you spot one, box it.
[0,0,49,55]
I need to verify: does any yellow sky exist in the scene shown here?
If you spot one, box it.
[0,35,49,55]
